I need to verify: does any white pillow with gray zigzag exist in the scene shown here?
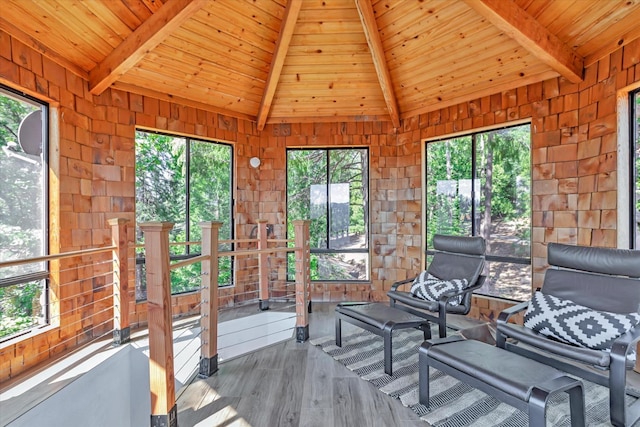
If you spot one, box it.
[410,271,469,306]
[524,292,640,350]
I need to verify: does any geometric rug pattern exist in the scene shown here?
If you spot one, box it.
[312,329,639,427]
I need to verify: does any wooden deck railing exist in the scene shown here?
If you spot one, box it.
[1,218,311,427]
[139,219,310,426]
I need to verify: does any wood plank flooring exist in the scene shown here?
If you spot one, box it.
[177,302,429,427]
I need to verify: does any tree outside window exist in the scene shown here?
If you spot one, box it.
[426,124,531,301]
[287,148,369,281]
[0,87,48,339]
[135,131,233,300]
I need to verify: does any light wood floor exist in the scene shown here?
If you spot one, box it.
[176,302,478,427]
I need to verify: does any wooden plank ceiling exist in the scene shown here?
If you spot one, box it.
[2,0,640,129]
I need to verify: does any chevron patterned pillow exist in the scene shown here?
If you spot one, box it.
[524,292,640,351]
[410,271,469,306]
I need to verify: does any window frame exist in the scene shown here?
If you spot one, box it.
[629,88,640,249]
[134,129,234,298]
[286,147,370,282]
[0,84,50,341]
[424,122,532,301]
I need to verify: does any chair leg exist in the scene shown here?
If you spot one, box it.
[383,324,393,376]
[528,387,549,427]
[567,383,585,427]
[422,323,432,340]
[418,347,430,408]
[438,310,447,338]
[335,317,342,347]
[609,352,628,427]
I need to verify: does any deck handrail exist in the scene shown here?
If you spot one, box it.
[0,246,117,269]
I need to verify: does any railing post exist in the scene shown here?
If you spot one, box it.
[108,218,130,345]
[293,220,310,342]
[199,221,222,378]
[139,222,177,427]
[257,219,270,310]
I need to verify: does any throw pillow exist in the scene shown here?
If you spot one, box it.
[410,271,469,306]
[524,292,640,351]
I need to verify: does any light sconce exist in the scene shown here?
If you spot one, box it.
[249,157,261,168]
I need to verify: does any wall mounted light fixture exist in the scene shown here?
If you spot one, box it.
[249,157,261,168]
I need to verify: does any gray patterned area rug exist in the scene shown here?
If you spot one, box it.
[311,329,639,427]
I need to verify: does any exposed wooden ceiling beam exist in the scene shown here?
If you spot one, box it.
[256,0,303,131]
[464,0,584,83]
[266,114,392,125]
[0,18,89,80]
[354,0,401,129]
[89,0,207,95]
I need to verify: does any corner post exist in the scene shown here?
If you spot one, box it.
[108,218,130,345]
[257,219,270,310]
[199,221,222,378]
[139,222,177,427]
[293,220,310,342]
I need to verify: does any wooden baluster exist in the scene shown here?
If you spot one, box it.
[199,221,222,378]
[139,222,177,427]
[108,218,130,345]
[293,220,310,342]
[257,219,270,310]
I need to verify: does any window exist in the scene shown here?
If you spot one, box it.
[425,124,531,301]
[287,148,369,281]
[135,131,233,299]
[0,86,48,340]
[631,89,640,248]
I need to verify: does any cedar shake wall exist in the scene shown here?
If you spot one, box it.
[1,26,639,379]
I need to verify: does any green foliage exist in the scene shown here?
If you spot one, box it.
[0,90,46,338]
[286,149,368,280]
[135,132,233,296]
[426,125,531,248]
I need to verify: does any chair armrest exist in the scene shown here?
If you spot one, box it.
[611,324,640,360]
[436,275,485,304]
[391,277,415,291]
[497,300,530,326]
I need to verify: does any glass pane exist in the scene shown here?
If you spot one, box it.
[189,141,233,242]
[425,136,473,248]
[0,280,46,339]
[135,132,187,246]
[287,148,370,281]
[0,91,46,279]
[287,150,328,248]
[475,125,531,259]
[329,149,368,250]
[310,253,369,281]
[479,260,532,301]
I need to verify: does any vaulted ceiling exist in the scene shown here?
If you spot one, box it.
[2,0,640,130]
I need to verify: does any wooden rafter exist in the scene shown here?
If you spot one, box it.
[464,0,583,83]
[354,0,400,129]
[256,0,303,131]
[89,0,207,95]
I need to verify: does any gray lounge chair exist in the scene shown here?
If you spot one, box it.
[387,234,486,338]
[496,243,640,427]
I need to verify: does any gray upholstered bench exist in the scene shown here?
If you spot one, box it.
[335,302,431,376]
[419,337,585,427]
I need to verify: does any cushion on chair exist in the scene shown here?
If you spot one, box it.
[410,271,469,306]
[524,292,640,351]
